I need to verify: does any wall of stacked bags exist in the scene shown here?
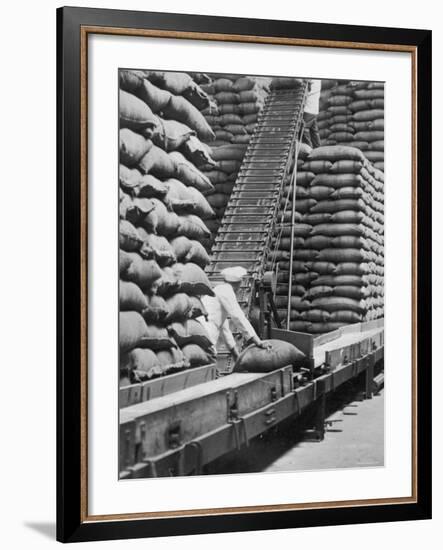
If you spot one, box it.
[271,144,384,335]
[195,74,271,248]
[318,81,385,172]
[118,70,222,386]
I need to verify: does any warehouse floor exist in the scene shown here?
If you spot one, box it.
[205,388,384,474]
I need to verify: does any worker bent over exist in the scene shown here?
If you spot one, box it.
[199,266,270,361]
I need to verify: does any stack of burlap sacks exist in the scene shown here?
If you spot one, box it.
[118,70,219,385]
[272,144,384,335]
[197,75,271,247]
[318,81,384,171]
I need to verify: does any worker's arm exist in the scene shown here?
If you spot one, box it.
[220,318,239,358]
[216,285,264,347]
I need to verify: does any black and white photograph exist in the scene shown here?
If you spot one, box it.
[118,70,385,479]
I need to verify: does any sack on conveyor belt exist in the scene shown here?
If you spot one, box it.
[172,263,214,297]
[233,339,305,373]
[119,281,148,312]
[181,344,215,367]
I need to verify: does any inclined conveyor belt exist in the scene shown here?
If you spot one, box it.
[206,83,308,315]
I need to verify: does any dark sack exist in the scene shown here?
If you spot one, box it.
[138,145,176,178]
[142,294,169,323]
[165,293,193,322]
[234,339,305,373]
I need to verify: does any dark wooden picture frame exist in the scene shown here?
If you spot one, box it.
[57,6,432,543]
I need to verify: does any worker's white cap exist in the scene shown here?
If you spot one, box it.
[221,266,247,283]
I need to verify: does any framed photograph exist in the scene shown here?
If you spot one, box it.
[57,6,432,543]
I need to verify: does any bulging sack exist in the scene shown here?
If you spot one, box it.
[165,293,193,322]
[119,220,143,252]
[329,160,363,174]
[119,281,148,312]
[311,296,366,313]
[139,198,181,236]
[168,319,213,352]
[142,294,169,323]
[156,348,189,371]
[119,129,152,166]
[124,349,165,380]
[310,173,365,188]
[138,144,176,178]
[311,223,364,237]
[124,253,162,289]
[301,160,333,174]
[119,311,150,352]
[152,117,195,152]
[177,214,211,240]
[233,339,305,373]
[181,344,214,367]
[317,248,366,263]
[119,90,158,135]
[163,95,215,142]
[170,236,210,268]
[169,152,214,193]
[172,263,215,297]
[310,199,366,214]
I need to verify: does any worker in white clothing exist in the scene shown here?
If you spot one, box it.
[303,79,322,148]
[199,266,270,360]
